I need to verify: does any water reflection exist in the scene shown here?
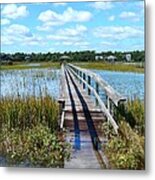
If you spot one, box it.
[1,68,60,99]
[1,69,144,100]
[94,70,144,100]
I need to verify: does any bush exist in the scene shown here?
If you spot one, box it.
[0,96,71,167]
[102,98,145,170]
[117,99,144,136]
[104,121,144,169]
[0,124,70,167]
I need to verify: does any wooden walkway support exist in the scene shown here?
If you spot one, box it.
[58,63,126,169]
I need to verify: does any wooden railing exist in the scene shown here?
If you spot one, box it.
[65,63,127,133]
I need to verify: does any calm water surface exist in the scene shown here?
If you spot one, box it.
[1,68,60,99]
[94,70,144,100]
[0,69,144,100]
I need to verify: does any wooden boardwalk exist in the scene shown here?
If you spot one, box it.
[58,63,126,169]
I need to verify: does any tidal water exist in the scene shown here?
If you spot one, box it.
[0,69,144,100]
[94,70,144,100]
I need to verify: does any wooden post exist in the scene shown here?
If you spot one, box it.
[110,101,114,117]
[107,96,110,122]
[83,73,86,89]
[88,76,91,95]
[95,82,99,106]
[107,96,110,112]
[80,71,82,84]
[58,99,65,128]
[76,69,79,82]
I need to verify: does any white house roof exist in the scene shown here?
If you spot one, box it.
[106,55,117,60]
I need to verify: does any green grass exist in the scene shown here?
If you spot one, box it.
[0,62,60,70]
[1,61,144,73]
[0,95,70,167]
[73,62,144,73]
[102,99,145,169]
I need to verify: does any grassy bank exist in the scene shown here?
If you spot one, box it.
[0,96,70,167]
[74,62,144,73]
[0,62,60,70]
[1,61,144,73]
[102,99,145,169]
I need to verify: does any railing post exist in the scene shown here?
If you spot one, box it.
[80,71,82,84]
[111,101,116,119]
[76,69,79,82]
[83,73,86,89]
[107,96,110,122]
[88,76,91,95]
[95,82,99,106]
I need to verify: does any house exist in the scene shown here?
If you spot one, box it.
[95,55,104,61]
[125,54,132,62]
[25,55,31,62]
[106,55,117,62]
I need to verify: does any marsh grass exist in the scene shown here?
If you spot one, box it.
[102,99,145,169]
[0,95,71,167]
[0,96,59,131]
[1,62,144,73]
[117,98,145,135]
[0,69,71,168]
[74,62,144,73]
[0,62,60,70]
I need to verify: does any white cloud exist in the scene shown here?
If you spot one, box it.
[47,24,89,48]
[119,11,140,21]
[90,2,113,10]
[1,18,10,25]
[2,24,43,46]
[6,24,31,36]
[2,4,29,19]
[36,24,52,32]
[57,24,87,37]
[38,7,92,30]
[47,24,87,40]
[108,15,115,21]
[94,26,144,40]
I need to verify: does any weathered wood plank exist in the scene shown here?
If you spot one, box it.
[61,63,110,169]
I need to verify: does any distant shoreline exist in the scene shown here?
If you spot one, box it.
[0,61,144,73]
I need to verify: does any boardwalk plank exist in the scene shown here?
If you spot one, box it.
[61,67,107,169]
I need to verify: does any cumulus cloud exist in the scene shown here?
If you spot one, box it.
[119,11,140,21]
[47,24,89,48]
[2,24,43,46]
[56,24,87,37]
[1,18,10,25]
[89,2,113,10]
[2,4,29,19]
[93,26,144,40]
[6,24,31,36]
[38,7,92,31]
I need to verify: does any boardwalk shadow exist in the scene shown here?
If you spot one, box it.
[67,71,101,150]
[65,71,81,150]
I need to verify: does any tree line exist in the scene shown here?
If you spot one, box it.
[1,50,145,62]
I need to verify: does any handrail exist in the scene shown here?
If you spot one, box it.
[67,63,126,106]
[66,65,120,133]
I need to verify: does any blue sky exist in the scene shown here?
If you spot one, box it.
[1,1,144,53]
